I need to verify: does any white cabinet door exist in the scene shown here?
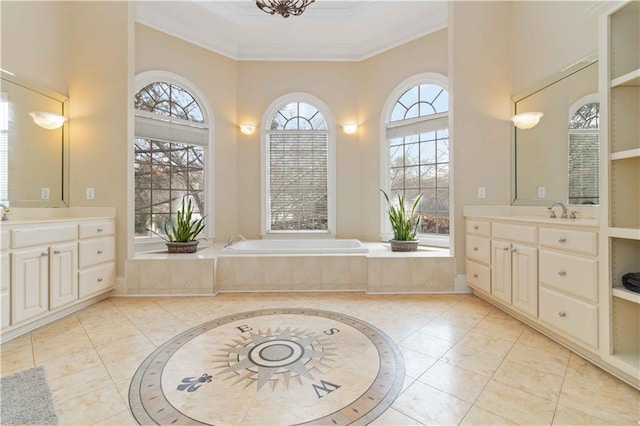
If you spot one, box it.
[512,243,538,317]
[49,242,78,309]
[491,240,512,304]
[11,247,49,324]
[1,252,10,328]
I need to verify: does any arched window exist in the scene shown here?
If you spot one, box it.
[133,73,212,249]
[382,74,450,247]
[262,94,335,235]
[568,96,599,205]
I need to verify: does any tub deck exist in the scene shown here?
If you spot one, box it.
[124,242,455,295]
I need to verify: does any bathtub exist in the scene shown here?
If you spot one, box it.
[220,239,369,254]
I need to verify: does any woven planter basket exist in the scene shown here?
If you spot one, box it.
[389,240,419,252]
[166,241,199,254]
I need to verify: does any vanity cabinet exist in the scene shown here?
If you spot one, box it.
[491,223,538,318]
[78,220,115,299]
[465,220,491,293]
[10,226,78,324]
[0,214,115,343]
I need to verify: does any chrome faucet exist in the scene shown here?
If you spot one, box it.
[0,204,9,221]
[224,233,246,248]
[547,202,568,219]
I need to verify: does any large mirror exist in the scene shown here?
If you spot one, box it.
[0,71,69,207]
[512,58,599,206]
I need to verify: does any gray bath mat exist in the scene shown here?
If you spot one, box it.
[1,366,59,425]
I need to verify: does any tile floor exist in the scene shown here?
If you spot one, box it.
[1,292,639,425]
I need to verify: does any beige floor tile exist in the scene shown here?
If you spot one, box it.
[93,409,137,425]
[370,407,422,425]
[94,333,156,363]
[456,329,515,358]
[460,406,517,425]
[50,363,113,403]
[417,319,470,342]
[0,348,34,376]
[552,405,621,426]
[56,382,129,425]
[492,358,564,401]
[400,330,456,358]
[472,317,524,342]
[504,342,570,378]
[441,343,505,377]
[418,360,491,403]
[103,347,154,382]
[38,346,103,381]
[400,346,438,379]
[0,333,32,354]
[393,380,471,425]
[475,380,557,425]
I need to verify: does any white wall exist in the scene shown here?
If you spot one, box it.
[449,1,512,272]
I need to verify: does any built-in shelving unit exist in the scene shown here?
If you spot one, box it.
[601,0,640,382]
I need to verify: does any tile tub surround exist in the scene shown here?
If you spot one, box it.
[1,292,638,425]
[125,243,454,295]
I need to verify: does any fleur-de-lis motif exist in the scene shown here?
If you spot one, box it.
[177,373,212,392]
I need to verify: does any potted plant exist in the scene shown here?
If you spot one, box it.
[151,197,206,253]
[381,189,423,252]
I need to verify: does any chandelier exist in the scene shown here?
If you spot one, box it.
[255,0,316,18]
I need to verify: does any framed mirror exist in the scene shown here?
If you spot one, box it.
[0,71,69,207]
[511,57,599,206]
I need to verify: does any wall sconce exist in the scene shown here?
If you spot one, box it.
[29,111,67,130]
[342,123,358,134]
[511,112,543,130]
[239,124,255,135]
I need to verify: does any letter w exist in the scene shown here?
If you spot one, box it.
[312,380,341,399]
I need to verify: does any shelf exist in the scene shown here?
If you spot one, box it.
[613,286,640,304]
[611,68,640,88]
[611,148,640,161]
[608,227,640,240]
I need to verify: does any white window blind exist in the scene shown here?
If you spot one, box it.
[135,112,208,147]
[268,132,328,231]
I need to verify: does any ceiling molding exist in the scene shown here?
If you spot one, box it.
[135,1,448,62]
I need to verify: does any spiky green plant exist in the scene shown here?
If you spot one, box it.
[151,197,206,242]
[381,189,423,241]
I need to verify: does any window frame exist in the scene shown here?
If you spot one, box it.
[380,73,451,248]
[568,93,599,205]
[261,92,336,238]
[132,71,214,253]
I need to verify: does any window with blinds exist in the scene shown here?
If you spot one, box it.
[568,101,599,205]
[266,101,329,232]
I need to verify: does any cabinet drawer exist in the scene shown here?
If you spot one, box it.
[539,287,598,348]
[79,221,115,239]
[492,223,537,245]
[12,225,77,249]
[539,228,597,256]
[466,235,490,264]
[79,237,115,269]
[467,261,490,293]
[467,220,491,237]
[79,262,114,299]
[539,250,598,302]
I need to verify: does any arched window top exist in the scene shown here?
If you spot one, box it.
[135,82,204,123]
[569,102,599,130]
[390,84,449,123]
[270,102,327,130]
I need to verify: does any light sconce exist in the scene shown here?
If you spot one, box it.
[239,124,256,135]
[29,111,67,130]
[342,123,358,135]
[511,112,543,130]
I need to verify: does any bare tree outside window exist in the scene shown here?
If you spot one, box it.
[134,82,207,238]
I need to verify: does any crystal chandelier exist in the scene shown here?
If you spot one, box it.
[255,0,316,18]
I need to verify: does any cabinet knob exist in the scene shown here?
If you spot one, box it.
[473,225,478,230]
[97,227,104,232]
[558,270,566,277]
[53,250,61,254]
[511,248,517,252]
[97,250,103,255]
[473,273,478,278]
[97,277,103,282]
[41,252,48,256]
[558,311,566,318]
[558,237,566,243]
[503,247,509,251]
[473,247,478,251]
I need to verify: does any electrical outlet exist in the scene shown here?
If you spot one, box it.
[41,187,50,200]
[86,187,95,200]
[537,186,546,198]
[477,187,486,199]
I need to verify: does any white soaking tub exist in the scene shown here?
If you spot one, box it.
[220,239,369,255]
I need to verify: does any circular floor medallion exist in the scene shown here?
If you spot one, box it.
[129,309,405,425]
